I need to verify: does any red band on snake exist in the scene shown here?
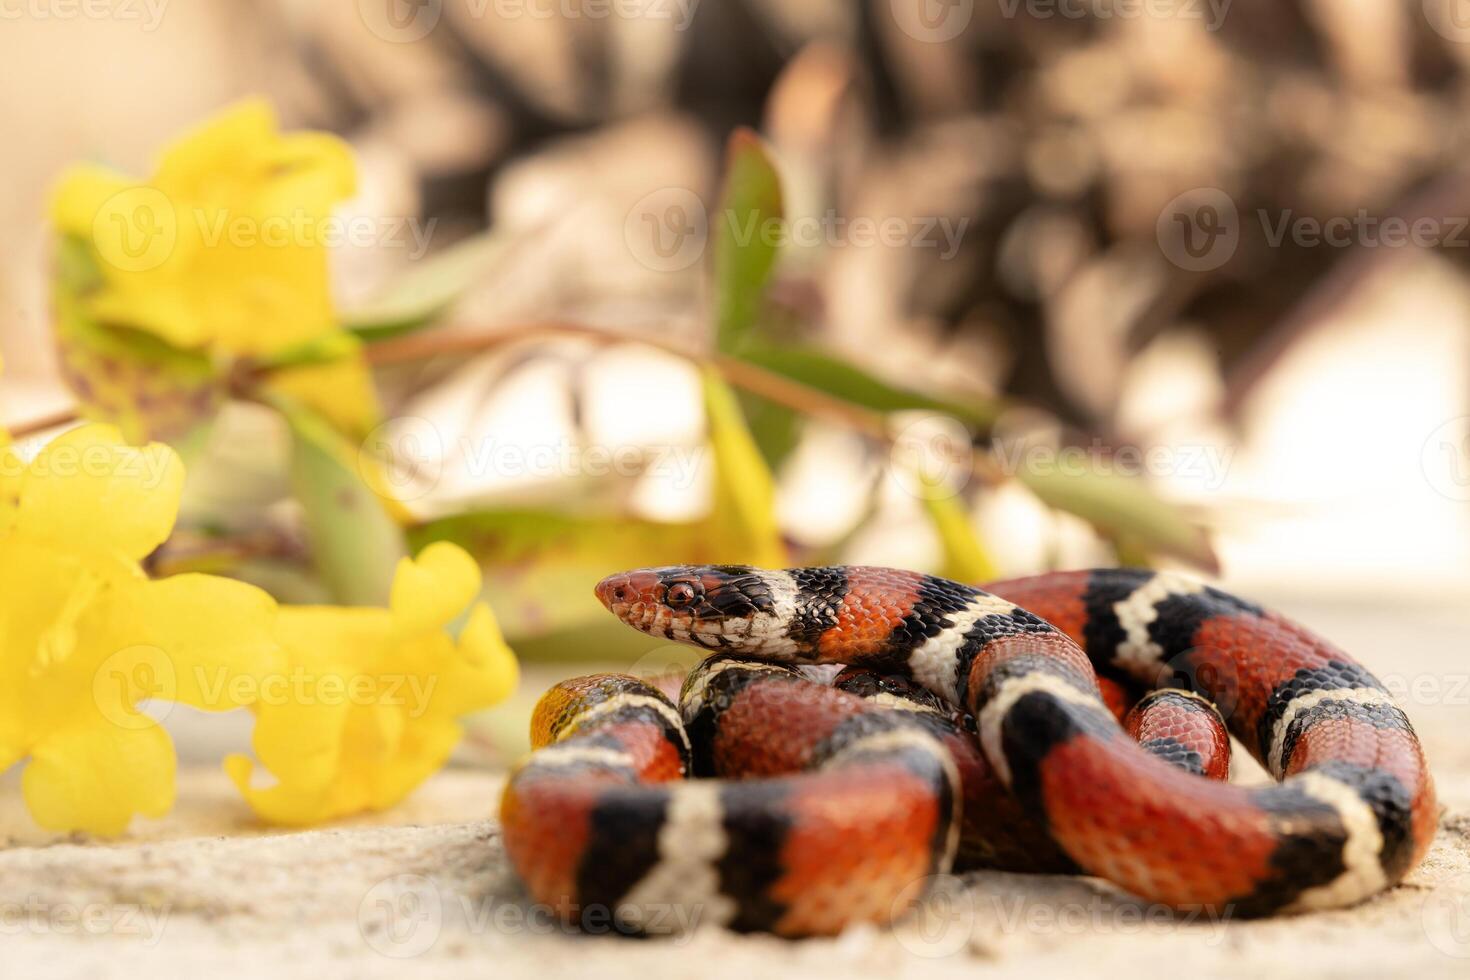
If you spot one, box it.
[499,566,1436,936]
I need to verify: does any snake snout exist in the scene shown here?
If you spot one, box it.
[594,570,665,624]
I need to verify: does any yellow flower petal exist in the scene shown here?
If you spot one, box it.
[249,693,353,794]
[277,605,393,668]
[256,131,358,209]
[49,163,137,236]
[430,603,519,716]
[224,754,333,828]
[154,99,280,197]
[23,712,176,836]
[17,424,183,561]
[703,369,786,566]
[56,99,361,364]
[389,542,482,637]
[364,718,462,811]
[0,438,21,535]
[263,354,382,441]
[92,574,282,712]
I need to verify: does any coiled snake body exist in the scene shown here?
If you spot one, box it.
[500,566,1436,936]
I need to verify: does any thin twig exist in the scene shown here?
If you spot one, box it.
[366,322,894,442]
[9,406,79,440]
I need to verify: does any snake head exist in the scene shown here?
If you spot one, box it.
[594,565,784,650]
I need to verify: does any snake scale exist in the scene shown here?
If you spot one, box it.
[499,566,1436,937]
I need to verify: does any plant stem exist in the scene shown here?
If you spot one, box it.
[9,406,79,440]
[366,322,893,442]
[14,321,899,451]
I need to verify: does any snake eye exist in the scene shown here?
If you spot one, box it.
[665,582,700,608]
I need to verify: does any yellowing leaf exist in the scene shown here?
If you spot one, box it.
[703,368,785,567]
[342,233,510,341]
[1016,457,1217,573]
[53,237,223,445]
[918,479,998,583]
[262,349,382,442]
[278,397,408,605]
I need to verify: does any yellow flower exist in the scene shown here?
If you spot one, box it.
[225,542,518,825]
[50,99,379,442]
[52,99,356,357]
[0,425,280,835]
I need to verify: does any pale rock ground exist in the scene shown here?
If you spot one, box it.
[3,597,1470,980]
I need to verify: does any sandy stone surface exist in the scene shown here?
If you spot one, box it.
[3,597,1470,979]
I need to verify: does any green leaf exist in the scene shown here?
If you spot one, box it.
[713,129,784,353]
[253,330,364,371]
[737,343,1004,431]
[703,368,787,567]
[340,233,509,341]
[918,482,999,583]
[1015,458,1217,573]
[739,391,803,471]
[278,396,408,605]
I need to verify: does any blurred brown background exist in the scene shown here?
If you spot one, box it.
[4,0,1470,601]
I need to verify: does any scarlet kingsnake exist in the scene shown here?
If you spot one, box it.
[499,566,1436,937]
